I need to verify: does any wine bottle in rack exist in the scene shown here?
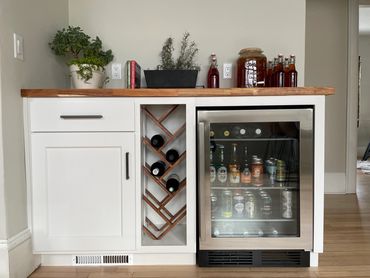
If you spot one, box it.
[150,134,165,149]
[166,149,179,163]
[166,174,180,192]
[150,161,166,177]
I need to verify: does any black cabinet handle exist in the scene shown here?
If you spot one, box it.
[60,115,103,119]
[125,152,130,180]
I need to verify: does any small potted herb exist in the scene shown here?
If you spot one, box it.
[49,26,114,88]
[145,32,200,88]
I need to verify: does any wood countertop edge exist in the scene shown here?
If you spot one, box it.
[21,87,335,97]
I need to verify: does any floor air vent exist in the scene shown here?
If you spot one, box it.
[198,250,309,267]
[73,255,132,265]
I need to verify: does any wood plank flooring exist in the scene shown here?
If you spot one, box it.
[29,172,370,278]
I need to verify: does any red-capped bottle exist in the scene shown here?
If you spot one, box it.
[207,53,220,88]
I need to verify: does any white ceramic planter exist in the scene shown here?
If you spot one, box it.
[70,64,105,89]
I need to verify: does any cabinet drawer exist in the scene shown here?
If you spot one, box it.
[28,98,134,132]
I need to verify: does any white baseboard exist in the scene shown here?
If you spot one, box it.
[0,229,40,278]
[41,253,196,266]
[310,252,319,267]
[0,248,9,278]
[325,172,346,194]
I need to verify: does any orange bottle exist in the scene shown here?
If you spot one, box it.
[285,55,298,87]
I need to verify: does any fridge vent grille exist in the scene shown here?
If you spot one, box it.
[207,251,254,266]
[261,251,305,266]
[73,255,132,265]
[199,250,309,267]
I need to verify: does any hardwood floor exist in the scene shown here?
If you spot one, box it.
[29,172,370,278]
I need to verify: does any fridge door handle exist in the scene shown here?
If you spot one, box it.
[198,121,207,243]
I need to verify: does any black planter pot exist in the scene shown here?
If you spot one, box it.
[144,70,198,88]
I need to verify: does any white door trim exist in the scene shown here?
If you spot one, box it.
[346,0,359,194]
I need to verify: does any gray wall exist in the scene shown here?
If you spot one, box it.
[69,0,306,88]
[359,35,370,156]
[0,0,69,239]
[305,0,348,193]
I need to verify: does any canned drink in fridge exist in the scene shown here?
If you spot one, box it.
[221,190,233,218]
[282,189,293,218]
[244,192,256,218]
[233,193,245,217]
[260,192,273,218]
[276,160,286,181]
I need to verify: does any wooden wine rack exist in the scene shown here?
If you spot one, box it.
[142,105,187,240]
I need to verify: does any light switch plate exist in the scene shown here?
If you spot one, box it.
[111,63,122,80]
[13,33,24,61]
[223,63,232,79]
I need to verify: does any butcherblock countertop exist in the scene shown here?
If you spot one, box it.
[21,87,334,98]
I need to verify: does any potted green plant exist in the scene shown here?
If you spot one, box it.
[49,26,114,89]
[144,32,200,88]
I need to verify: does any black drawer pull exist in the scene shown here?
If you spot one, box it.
[60,115,103,120]
[126,152,130,180]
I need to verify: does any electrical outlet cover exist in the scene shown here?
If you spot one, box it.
[13,33,24,61]
[111,63,122,80]
[223,63,232,79]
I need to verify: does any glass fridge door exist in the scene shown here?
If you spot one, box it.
[198,108,313,250]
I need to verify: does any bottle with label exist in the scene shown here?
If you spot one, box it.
[166,174,180,192]
[150,134,165,149]
[285,55,298,87]
[228,143,241,184]
[207,53,220,88]
[274,54,285,87]
[244,191,256,218]
[166,149,179,163]
[150,161,166,177]
[259,191,273,218]
[216,145,228,184]
[210,145,216,185]
[241,147,251,184]
[233,192,245,217]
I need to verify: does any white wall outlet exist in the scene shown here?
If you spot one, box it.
[223,63,232,79]
[13,33,24,61]
[111,63,122,80]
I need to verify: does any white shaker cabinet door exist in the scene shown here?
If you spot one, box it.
[30,132,135,252]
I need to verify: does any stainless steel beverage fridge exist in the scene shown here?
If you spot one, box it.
[197,107,313,267]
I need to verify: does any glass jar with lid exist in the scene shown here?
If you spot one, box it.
[237,48,267,88]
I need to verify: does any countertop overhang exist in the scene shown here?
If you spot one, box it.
[21,87,334,98]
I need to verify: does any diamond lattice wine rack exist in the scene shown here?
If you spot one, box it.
[141,105,187,246]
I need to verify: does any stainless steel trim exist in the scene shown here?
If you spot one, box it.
[60,115,103,119]
[198,122,206,242]
[197,108,314,251]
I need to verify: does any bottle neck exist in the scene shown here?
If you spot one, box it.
[220,148,225,164]
[231,144,238,163]
[244,147,248,163]
[289,56,296,71]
